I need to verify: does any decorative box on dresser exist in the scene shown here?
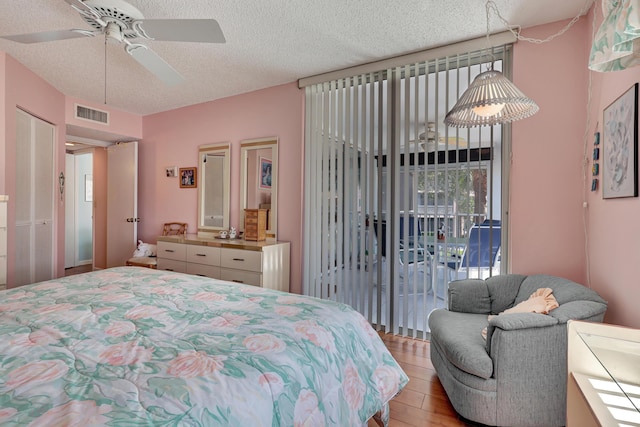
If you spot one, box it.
[244,208,268,241]
[0,196,7,290]
[156,235,290,292]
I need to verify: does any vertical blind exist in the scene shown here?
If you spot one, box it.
[303,46,511,338]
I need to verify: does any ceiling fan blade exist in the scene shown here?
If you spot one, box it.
[134,19,226,43]
[0,29,93,44]
[63,0,99,17]
[126,44,184,86]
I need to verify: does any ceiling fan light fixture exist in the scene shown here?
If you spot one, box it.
[104,22,124,43]
[444,69,539,128]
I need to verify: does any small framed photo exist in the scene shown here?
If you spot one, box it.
[259,157,272,189]
[179,167,197,188]
[165,166,178,177]
[603,83,638,199]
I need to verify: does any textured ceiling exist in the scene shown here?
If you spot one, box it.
[0,0,593,122]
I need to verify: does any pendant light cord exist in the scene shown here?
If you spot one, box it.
[486,0,594,44]
[104,36,107,105]
[581,4,598,290]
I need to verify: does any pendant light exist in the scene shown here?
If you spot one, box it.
[445,1,539,128]
[444,68,539,127]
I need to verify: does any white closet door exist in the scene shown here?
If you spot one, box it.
[15,110,32,286]
[107,142,138,268]
[14,109,55,286]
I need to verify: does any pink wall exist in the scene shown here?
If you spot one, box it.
[3,54,67,285]
[510,19,590,285]
[0,53,6,193]
[512,14,640,329]
[583,9,640,329]
[139,83,304,293]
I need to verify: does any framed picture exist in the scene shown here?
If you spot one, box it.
[259,157,272,189]
[179,167,197,188]
[165,166,178,177]
[603,83,638,199]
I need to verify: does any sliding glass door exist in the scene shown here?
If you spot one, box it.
[304,47,509,338]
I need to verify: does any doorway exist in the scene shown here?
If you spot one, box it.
[65,151,93,269]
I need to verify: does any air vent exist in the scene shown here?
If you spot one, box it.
[75,104,109,125]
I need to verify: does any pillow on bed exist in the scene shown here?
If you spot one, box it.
[482,288,559,339]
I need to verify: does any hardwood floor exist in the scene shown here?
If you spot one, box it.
[64,264,93,276]
[369,333,471,427]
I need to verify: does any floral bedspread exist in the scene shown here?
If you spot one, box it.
[0,267,407,426]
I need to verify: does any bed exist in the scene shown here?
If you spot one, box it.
[0,267,408,426]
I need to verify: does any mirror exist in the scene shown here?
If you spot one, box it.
[240,137,278,240]
[197,143,230,238]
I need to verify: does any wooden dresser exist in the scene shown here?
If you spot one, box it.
[156,234,290,292]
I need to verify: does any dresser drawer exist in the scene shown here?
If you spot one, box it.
[0,257,6,286]
[186,245,220,266]
[157,258,187,273]
[186,263,221,279]
[0,229,6,256]
[157,242,186,261]
[220,268,262,287]
[220,249,262,272]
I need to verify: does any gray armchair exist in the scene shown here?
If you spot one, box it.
[428,274,607,426]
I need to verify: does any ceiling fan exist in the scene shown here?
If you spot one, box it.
[0,0,226,86]
[411,122,467,152]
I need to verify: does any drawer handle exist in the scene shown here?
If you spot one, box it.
[165,249,175,253]
[165,268,174,271]
[196,253,206,257]
[232,258,245,262]
[232,280,244,283]
[196,274,206,277]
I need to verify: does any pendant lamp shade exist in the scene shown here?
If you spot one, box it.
[444,69,539,128]
[589,0,640,72]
